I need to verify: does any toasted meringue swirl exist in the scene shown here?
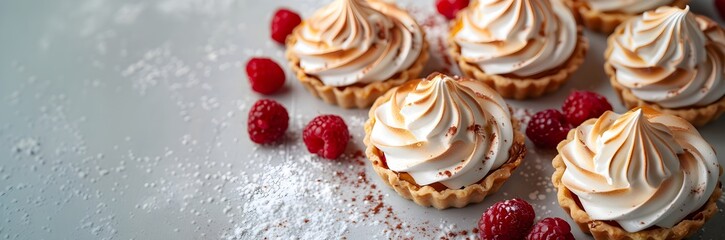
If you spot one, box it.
[370,74,514,189]
[608,7,725,108]
[291,0,423,87]
[584,0,674,14]
[560,107,720,232]
[453,0,577,77]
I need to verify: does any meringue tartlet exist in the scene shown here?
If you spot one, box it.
[552,107,722,239]
[563,0,689,34]
[363,73,526,209]
[605,6,725,126]
[449,0,588,99]
[286,0,429,109]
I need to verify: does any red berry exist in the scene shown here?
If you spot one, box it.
[562,91,612,126]
[717,0,725,20]
[271,8,302,44]
[526,218,575,240]
[436,0,470,20]
[526,109,571,149]
[303,115,350,160]
[247,99,289,144]
[246,58,286,94]
[478,198,536,240]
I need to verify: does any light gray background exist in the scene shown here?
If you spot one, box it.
[1,0,723,239]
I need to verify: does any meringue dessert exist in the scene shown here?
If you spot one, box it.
[605,6,725,126]
[448,0,588,99]
[363,73,526,209]
[286,0,428,109]
[552,107,722,239]
[563,0,689,34]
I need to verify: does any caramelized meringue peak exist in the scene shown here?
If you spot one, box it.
[370,73,514,189]
[593,109,682,189]
[609,6,725,108]
[292,0,423,87]
[453,0,577,76]
[561,107,720,232]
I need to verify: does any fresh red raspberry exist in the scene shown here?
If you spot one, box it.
[526,218,575,240]
[247,99,289,144]
[303,115,350,160]
[478,198,536,240]
[271,8,302,44]
[526,109,571,149]
[245,58,285,95]
[436,0,470,20]
[562,90,612,126]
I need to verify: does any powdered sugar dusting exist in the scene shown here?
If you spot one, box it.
[223,115,471,239]
[12,138,41,156]
[232,155,349,238]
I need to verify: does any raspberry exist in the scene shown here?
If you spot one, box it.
[436,0,470,20]
[271,8,302,44]
[478,198,535,240]
[245,58,286,95]
[526,109,571,149]
[303,115,350,160]
[562,91,612,126]
[526,218,575,240]
[247,99,289,144]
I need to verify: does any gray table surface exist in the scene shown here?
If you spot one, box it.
[1,0,724,239]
